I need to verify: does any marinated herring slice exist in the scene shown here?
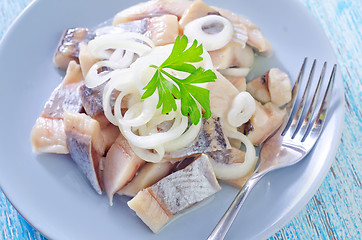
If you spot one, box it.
[118,161,175,197]
[128,154,220,233]
[225,75,246,92]
[31,61,84,154]
[79,83,106,118]
[243,101,286,146]
[30,117,68,154]
[103,134,145,205]
[246,68,292,107]
[79,79,127,118]
[178,0,217,29]
[213,6,272,55]
[209,42,255,70]
[41,61,84,119]
[144,14,179,46]
[100,123,120,152]
[207,72,239,125]
[54,28,96,70]
[64,111,106,194]
[163,116,231,161]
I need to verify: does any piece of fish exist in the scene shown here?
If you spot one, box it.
[93,112,112,129]
[53,28,96,70]
[178,0,218,29]
[31,61,84,154]
[78,42,98,78]
[41,61,84,119]
[265,68,292,107]
[64,111,106,194]
[112,0,191,25]
[179,0,250,51]
[128,154,221,233]
[30,117,68,154]
[209,42,255,69]
[247,68,292,107]
[164,116,231,161]
[207,72,239,124]
[225,75,246,92]
[103,133,145,205]
[42,82,84,119]
[246,73,271,104]
[79,83,105,118]
[101,123,120,151]
[243,101,286,146]
[80,81,123,119]
[118,161,174,197]
[213,6,272,55]
[207,147,257,188]
[145,14,179,46]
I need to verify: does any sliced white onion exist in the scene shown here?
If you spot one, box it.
[164,118,202,152]
[88,32,154,59]
[130,49,170,93]
[227,92,256,127]
[209,131,256,180]
[114,94,158,127]
[103,71,136,125]
[201,48,215,70]
[233,25,248,48]
[184,15,234,51]
[109,49,135,69]
[85,60,127,88]
[94,26,146,37]
[129,144,165,163]
[147,110,176,128]
[120,113,189,149]
[219,67,250,77]
[93,32,155,47]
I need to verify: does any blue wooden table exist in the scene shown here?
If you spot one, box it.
[1,0,361,239]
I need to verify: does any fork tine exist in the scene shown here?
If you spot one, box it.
[302,64,337,142]
[289,59,316,138]
[298,62,327,138]
[282,57,307,136]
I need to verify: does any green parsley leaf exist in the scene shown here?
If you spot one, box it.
[141,35,216,125]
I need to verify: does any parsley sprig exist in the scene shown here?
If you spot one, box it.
[141,36,216,125]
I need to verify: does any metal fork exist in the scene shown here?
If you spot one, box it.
[208,58,337,240]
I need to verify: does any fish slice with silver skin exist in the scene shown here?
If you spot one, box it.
[208,58,337,240]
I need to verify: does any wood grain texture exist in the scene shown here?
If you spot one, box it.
[0,0,361,239]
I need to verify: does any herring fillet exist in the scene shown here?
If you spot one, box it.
[118,161,174,197]
[64,111,106,194]
[164,116,231,161]
[103,134,145,205]
[30,61,84,154]
[128,154,221,233]
[30,117,68,154]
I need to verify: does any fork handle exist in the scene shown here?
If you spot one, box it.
[208,173,264,240]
